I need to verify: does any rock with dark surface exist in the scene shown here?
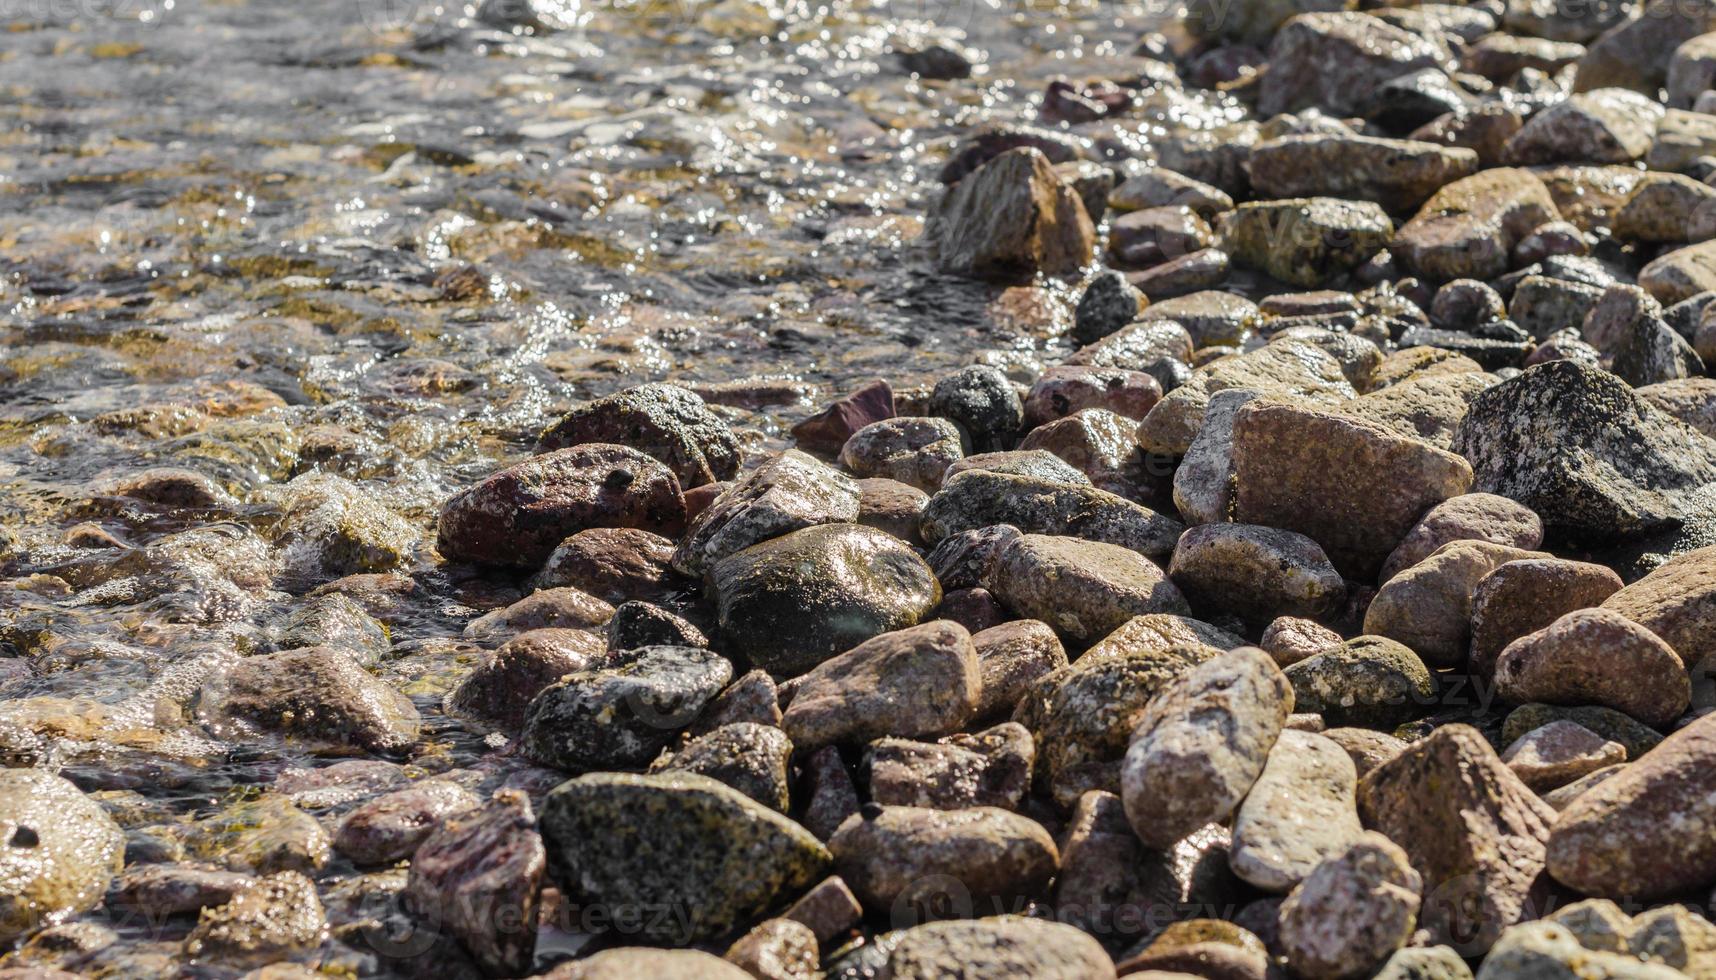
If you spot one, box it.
[1016,408,1146,495]
[1381,492,1544,583]
[1573,0,1716,95]
[1014,641,1217,808]
[927,147,1096,281]
[673,449,859,577]
[1121,648,1293,849]
[692,668,781,735]
[333,781,480,866]
[650,722,793,811]
[1451,361,1716,544]
[839,417,966,493]
[518,645,732,771]
[926,524,1021,591]
[1230,400,1474,580]
[1230,730,1364,893]
[537,383,740,488]
[710,523,939,676]
[437,444,686,568]
[0,770,124,942]
[988,534,1189,646]
[1602,545,1716,672]
[1221,198,1394,288]
[107,865,254,918]
[539,772,829,944]
[928,365,1025,454]
[1257,13,1448,118]
[791,379,895,456]
[880,917,1116,979]
[781,621,980,750]
[1358,725,1555,954]
[1494,608,1689,729]
[1168,523,1346,628]
[198,647,421,755]
[828,805,1058,914]
[445,627,606,732]
[1549,712,1716,900]
[1285,636,1436,729]
[921,470,1183,560]
[404,790,544,976]
[1072,271,1146,346]
[781,875,863,946]
[1393,168,1560,282]
[606,600,706,651]
[534,527,683,604]
[867,722,1034,811]
[1278,832,1423,980]
[1469,557,1624,680]
[181,871,326,967]
[1248,134,1479,211]
[1364,540,1544,670]
[1502,89,1664,165]
[1478,921,1689,979]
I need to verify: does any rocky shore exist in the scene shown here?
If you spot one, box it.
[8,0,1716,976]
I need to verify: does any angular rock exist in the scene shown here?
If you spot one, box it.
[1358,725,1555,953]
[1278,832,1423,980]
[1248,134,1478,211]
[1365,540,1544,670]
[928,365,1024,454]
[724,918,819,980]
[1393,168,1560,282]
[518,645,732,771]
[1172,388,1260,526]
[791,379,895,456]
[1339,371,1493,451]
[1641,240,1716,307]
[710,523,939,676]
[445,627,606,732]
[921,469,1183,559]
[926,147,1096,281]
[1503,89,1664,165]
[674,449,860,576]
[880,916,1116,979]
[867,722,1034,811]
[650,722,793,812]
[197,647,420,755]
[1220,197,1393,288]
[1573,0,1716,95]
[1501,720,1627,792]
[539,772,829,944]
[781,621,978,750]
[537,383,740,488]
[437,444,685,568]
[404,790,544,976]
[1258,13,1448,118]
[1140,339,1355,456]
[1503,703,1666,760]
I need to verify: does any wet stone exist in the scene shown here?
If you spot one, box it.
[921,469,1183,560]
[855,477,928,545]
[673,449,860,577]
[791,379,895,456]
[537,383,740,488]
[838,417,965,493]
[333,780,481,866]
[461,586,614,645]
[723,917,820,980]
[1072,270,1146,346]
[690,668,781,735]
[781,621,980,750]
[445,627,606,732]
[533,527,684,605]
[927,365,1025,454]
[828,804,1058,917]
[197,647,421,755]
[1220,197,1394,289]
[1022,365,1162,429]
[403,790,544,976]
[1257,13,1448,118]
[181,872,326,968]
[0,770,125,942]
[970,620,1068,721]
[107,864,254,918]
[925,524,1021,591]
[926,147,1096,281]
[880,916,1116,979]
[649,721,793,811]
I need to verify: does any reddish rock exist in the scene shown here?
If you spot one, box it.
[533,527,685,604]
[1469,557,1624,680]
[1493,608,1690,729]
[792,380,895,456]
[404,790,545,976]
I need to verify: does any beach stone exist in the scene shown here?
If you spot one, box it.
[437,444,685,568]
[925,524,1020,591]
[1469,558,1624,680]
[1477,922,1688,980]
[1494,608,1690,729]
[537,383,740,488]
[1118,918,1271,979]
[0,771,124,942]
[921,469,1183,559]
[1230,400,1474,581]
[1670,33,1716,108]
[1230,730,1363,893]
[1121,648,1293,849]
[1501,720,1627,792]
[445,628,605,732]
[1086,614,1246,662]
[1573,0,1716,95]
[331,779,480,868]
[1358,724,1555,954]
[1638,378,1716,440]
[1220,198,1393,288]
[1509,275,1606,342]
[1452,360,1716,544]
[799,747,860,842]
[1066,319,1195,374]
[881,916,1116,979]
[781,621,980,750]
[181,872,325,968]
[1022,366,1161,429]
[107,865,253,918]
[542,949,752,979]
[1542,766,1627,811]
[1322,728,1408,777]
[723,917,819,980]
[854,477,927,544]
[944,449,1090,486]
[649,722,793,811]
[929,365,1024,454]
[541,772,828,944]
[691,669,781,735]
[1338,371,1493,451]
[828,805,1058,917]
[1364,540,1544,669]
[1650,108,1716,171]
[272,471,417,578]
[1168,523,1345,628]
[1248,134,1478,211]
[1016,409,1144,495]
[1110,205,1216,268]
[403,790,543,976]
[1613,173,1716,244]
[461,587,614,644]
[1257,13,1447,118]
[1014,641,1217,808]
[791,379,895,456]
[710,523,939,676]
[927,147,1096,280]
[1172,389,1260,527]
[1284,636,1436,728]
[781,875,863,946]
[1503,89,1663,165]
[1072,271,1144,345]
[988,534,1189,646]
[1461,33,1585,81]
[839,417,964,493]
[1602,546,1716,675]
[971,621,1068,720]
[1381,492,1543,583]
[1139,339,1354,456]
[197,647,420,755]
[1110,166,1236,217]
[1503,704,1665,760]
[1373,945,1474,980]
[1642,240,1716,307]
[1261,616,1343,667]
[1393,168,1560,282]
[674,449,860,576]
[606,600,705,652]
[1278,832,1423,980]
[518,645,733,771]
[867,722,1034,811]
[533,527,682,604]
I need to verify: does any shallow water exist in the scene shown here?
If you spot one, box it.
[0,0,1227,967]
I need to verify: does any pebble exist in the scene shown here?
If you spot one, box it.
[1365,540,1544,669]
[921,469,1184,560]
[197,647,421,755]
[927,147,1095,280]
[1284,635,1436,729]
[543,948,752,979]
[0,771,124,942]
[1600,545,1716,680]
[838,416,965,492]
[673,449,860,576]
[1468,557,1624,680]
[1221,198,1393,288]
[723,917,819,980]
[1493,608,1690,729]
[518,645,732,771]
[1380,492,1544,583]
[461,586,614,644]
[866,722,1034,810]
[828,805,1058,917]
[988,533,1189,646]
[1229,729,1364,893]
[880,916,1116,979]
[1168,523,1345,628]
[791,379,895,456]
[533,527,683,603]
[1260,615,1343,667]
[444,627,606,732]
[332,781,480,866]
[1501,720,1627,792]
[1277,832,1423,980]
[539,772,829,943]
[1121,648,1294,849]
[1021,366,1162,428]
[648,721,793,811]
[181,872,326,968]
[537,383,741,488]
[1393,168,1559,282]
[970,620,1068,720]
